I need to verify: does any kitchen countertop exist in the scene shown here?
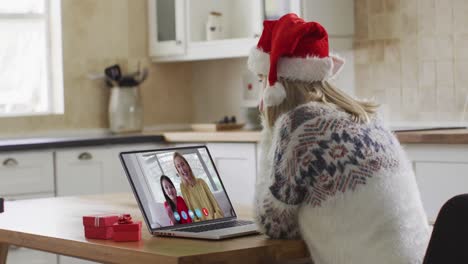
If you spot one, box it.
[0,134,165,152]
[1,128,468,152]
[162,130,261,143]
[395,129,468,144]
[163,128,468,145]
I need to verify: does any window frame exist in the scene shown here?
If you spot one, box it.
[0,0,63,117]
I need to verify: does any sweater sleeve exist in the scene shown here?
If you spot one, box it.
[255,114,308,239]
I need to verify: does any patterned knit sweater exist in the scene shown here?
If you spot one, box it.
[255,102,430,264]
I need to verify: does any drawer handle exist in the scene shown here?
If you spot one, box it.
[78,152,93,160]
[2,158,18,167]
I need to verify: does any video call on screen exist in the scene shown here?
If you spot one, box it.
[122,147,234,229]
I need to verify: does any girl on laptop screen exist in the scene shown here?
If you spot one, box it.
[173,152,224,221]
[160,175,192,225]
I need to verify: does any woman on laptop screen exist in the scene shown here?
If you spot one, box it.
[173,152,224,221]
[160,175,192,225]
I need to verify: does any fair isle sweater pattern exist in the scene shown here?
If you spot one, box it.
[269,104,400,207]
[256,102,401,239]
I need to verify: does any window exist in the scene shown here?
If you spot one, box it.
[0,0,63,116]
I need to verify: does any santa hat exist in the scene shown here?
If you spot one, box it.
[248,13,345,107]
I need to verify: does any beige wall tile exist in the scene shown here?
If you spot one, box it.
[418,37,436,60]
[401,9,418,36]
[384,39,401,63]
[419,61,436,88]
[354,41,370,64]
[454,60,468,90]
[436,61,454,87]
[355,13,369,40]
[435,36,454,60]
[437,86,457,113]
[369,40,385,62]
[401,60,419,90]
[127,0,148,57]
[420,86,438,112]
[62,0,130,59]
[370,0,385,14]
[435,0,453,34]
[418,0,436,36]
[453,0,468,33]
[454,34,468,59]
[384,0,400,12]
[355,0,466,123]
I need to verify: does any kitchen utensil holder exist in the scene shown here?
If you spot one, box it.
[108,86,143,133]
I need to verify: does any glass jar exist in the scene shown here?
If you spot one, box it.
[108,86,143,133]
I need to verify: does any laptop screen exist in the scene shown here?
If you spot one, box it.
[120,146,236,230]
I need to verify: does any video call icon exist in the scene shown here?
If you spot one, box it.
[174,212,181,221]
[188,210,195,219]
[195,208,202,218]
[181,211,188,220]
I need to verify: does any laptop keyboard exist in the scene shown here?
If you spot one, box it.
[175,220,254,233]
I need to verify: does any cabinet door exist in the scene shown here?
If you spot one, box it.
[56,148,109,196]
[405,144,468,222]
[207,143,256,208]
[148,0,185,56]
[414,162,468,222]
[0,152,54,196]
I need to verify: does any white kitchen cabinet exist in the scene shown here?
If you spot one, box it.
[206,143,257,208]
[56,148,108,196]
[0,151,54,196]
[404,144,468,222]
[148,0,300,62]
[56,144,164,196]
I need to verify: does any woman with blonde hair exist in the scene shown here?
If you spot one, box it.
[173,152,224,221]
[249,14,433,263]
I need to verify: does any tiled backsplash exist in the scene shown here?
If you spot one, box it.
[354,0,468,123]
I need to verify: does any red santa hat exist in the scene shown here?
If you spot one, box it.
[248,13,345,107]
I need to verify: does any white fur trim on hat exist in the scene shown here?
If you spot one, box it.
[263,82,287,107]
[247,47,345,82]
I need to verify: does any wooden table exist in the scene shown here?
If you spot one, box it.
[0,194,309,264]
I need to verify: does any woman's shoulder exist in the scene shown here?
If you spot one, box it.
[176,196,187,203]
[273,102,350,135]
[196,178,208,185]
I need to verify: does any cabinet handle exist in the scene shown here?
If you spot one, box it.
[78,152,93,161]
[253,33,260,38]
[2,158,18,167]
[176,40,182,45]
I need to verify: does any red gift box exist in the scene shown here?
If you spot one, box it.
[113,214,142,242]
[82,214,119,240]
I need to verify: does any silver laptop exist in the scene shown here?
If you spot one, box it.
[119,145,258,240]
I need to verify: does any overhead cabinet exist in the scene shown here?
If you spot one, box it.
[148,0,301,62]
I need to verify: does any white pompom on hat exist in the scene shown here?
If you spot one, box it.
[248,13,345,107]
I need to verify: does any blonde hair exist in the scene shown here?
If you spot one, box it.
[172,152,195,183]
[264,78,378,127]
